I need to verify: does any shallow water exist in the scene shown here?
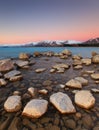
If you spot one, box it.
[0,47,99,59]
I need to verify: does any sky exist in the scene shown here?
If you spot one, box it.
[0,0,99,44]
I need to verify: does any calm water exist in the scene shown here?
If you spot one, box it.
[0,47,99,59]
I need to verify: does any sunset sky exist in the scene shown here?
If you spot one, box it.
[0,0,99,44]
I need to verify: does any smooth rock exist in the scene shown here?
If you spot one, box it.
[35,68,46,73]
[10,75,23,81]
[4,95,22,112]
[4,70,21,79]
[91,73,99,80]
[74,77,88,86]
[39,89,48,94]
[50,92,76,114]
[92,54,99,63]
[28,87,35,97]
[75,90,95,109]
[19,53,30,60]
[0,59,14,72]
[15,60,29,67]
[66,79,82,89]
[22,99,48,118]
[0,78,7,86]
[82,58,91,65]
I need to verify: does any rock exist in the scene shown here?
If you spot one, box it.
[22,65,30,69]
[50,69,56,73]
[4,95,22,112]
[0,59,14,72]
[73,60,82,66]
[59,84,65,89]
[91,51,98,56]
[13,91,21,95]
[28,87,35,97]
[44,51,54,57]
[82,70,95,74]
[43,80,52,86]
[35,68,46,73]
[91,88,99,93]
[8,117,20,130]
[52,63,69,70]
[19,53,30,60]
[72,55,82,60]
[91,73,99,80]
[61,49,72,56]
[57,68,65,73]
[22,99,48,118]
[10,75,23,81]
[74,77,88,86]
[73,65,83,69]
[50,92,76,114]
[4,70,21,79]
[95,80,99,84]
[75,90,95,109]
[33,51,41,57]
[29,60,36,65]
[72,90,79,94]
[92,54,99,63]
[66,79,82,89]
[60,55,68,59]
[82,58,91,65]
[0,78,7,86]
[15,60,29,67]
[64,119,76,129]
[82,115,93,129]
[75,112,82,118]
[39,89,48,94]
[47,125,60,130]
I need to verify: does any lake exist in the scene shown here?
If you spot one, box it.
[0,47,99,59]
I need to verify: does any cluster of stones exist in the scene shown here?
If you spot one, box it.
[1,49,99,119]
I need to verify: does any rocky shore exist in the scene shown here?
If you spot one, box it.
[0,50,99,130]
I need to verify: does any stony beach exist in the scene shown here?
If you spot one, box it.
[0,49,99,130]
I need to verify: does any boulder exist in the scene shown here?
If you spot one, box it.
[0,78,7,86]
[4,95,22,112]
[4,70,21,79]
[22,99,48,118]
[74,77,88,86]
[0,59,14,72]
[82,58,91,65]
[15,60,29,67]
[50,92,76,114]
[66,79,82,89]
[92,55,99,63]
[35,68,46,73]
[19,53,30,60]
[61,49,72,56]
[91,73,99,80]
[75,90,95,109]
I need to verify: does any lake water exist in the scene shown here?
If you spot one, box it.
[0,47,99,59]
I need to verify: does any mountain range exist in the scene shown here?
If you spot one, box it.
[0,37,99,47]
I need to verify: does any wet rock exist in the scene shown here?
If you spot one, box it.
[8,117,20,130]
[66,79,82,89]
[35,68,46,73]
[43,80,52,86]
[0,78,7,86]
[82,115,93,129]
[10,75,23,81]
[28,87,35,97]
[92,54,99,63]
[39,89,48,94]
[52,63,69,70]
[33,51,41,57]
[50,92,76,114]
[75,90,95,109]
[91,88,99,93]
[4,70,21,79]
[0,59,14,72]
[61,49,72,56]
[4,95,22,112]
[19,53,30,60]
[15,60,29,67]
[91,73,99,80]
[22,99,48,118]
[64,119,76,129]
[74,77,88,86]
[73,65,83,69]
[82,58,91,65]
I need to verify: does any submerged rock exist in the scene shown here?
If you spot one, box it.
[4,95,22,112]
[22,99,48,118]
[75,90,95,109]
[50,92,76,114]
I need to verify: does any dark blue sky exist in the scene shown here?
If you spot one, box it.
[0,0,99,44]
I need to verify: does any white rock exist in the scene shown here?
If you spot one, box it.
[4,95,22,112]
[35,68,46,73]
[75,90,95,109]
[91,73,99,80]
[50,92,76,114]
[4,70,21,79]
[22,99,48,118]
[39,89,48,94]
[74,77,88,86]
[28,87,35,97]
[66,79,82,89]
[0,79,7,86]
[59,84,65,89]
